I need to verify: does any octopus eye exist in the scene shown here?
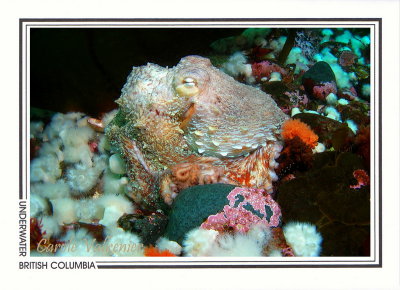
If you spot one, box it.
[184,77,195,84]
[175,77,199,97]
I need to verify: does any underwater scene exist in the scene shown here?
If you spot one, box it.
[29,27,372,257]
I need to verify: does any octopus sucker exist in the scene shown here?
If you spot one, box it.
[106,55,288,209]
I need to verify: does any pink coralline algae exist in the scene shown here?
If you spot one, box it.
[350,169,370,189]
[312,81,337,100]
[251,61,287,81]
[201,187,282,233]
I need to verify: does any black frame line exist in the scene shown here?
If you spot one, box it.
[20,18,382,269]
[20,18,381,22]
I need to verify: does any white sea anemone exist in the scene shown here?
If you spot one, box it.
[183,227,219,257]
[285,47,309,73]
[51,197,78,225]
[324,106,342,121]
[105,228,144,257]
[221,52,255,84]
[268,250,283,257]
[60,126,95,166]
[76,198,104,223]
[66,155,107,194]
[38,139,64,162]
[312,142,326,154]
[30,121,44,139]
[40,215,61,239]
[98,194,135,228]
[56,228,100,257]
[102,169,129,195]
[30,155,62,183]
[156,237,182,256]
[43,112,83,141]
[60,125,94,148]
[291,107,301,117]
[320,29,333,43]
[269,72,282,82]
[268,36,287,57]
[30,180,70,200]
[335,30,353,44]
[63,143,93,167]
[66,163,100,193]
[326,93,338,105]
[362,84,370,98]
[346,119,358,134]
[283,221,323,257]
[109,153,127,175]
[338,98,350,105]
[209,224,271,257]
[30,193,49,217]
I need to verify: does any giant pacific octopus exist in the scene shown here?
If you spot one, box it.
[105,55,288,210]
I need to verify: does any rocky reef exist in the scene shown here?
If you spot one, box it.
[29,27,372,257]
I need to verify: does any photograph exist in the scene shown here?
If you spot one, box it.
[24,20,378,266]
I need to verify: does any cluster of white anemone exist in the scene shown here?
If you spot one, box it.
[178,222,322,257]
[30,111,141,257]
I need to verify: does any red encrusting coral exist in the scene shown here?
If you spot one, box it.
[30,217,64,251]
[354,125,370,171]
[246,46,274,62]
[350,169,370,189]
[312,81,337,100]
[30,138,42,160]
[281,119,319,149]
[144,246,176,257]
[30,217,46,250]
[251,61,287,81]
[89,141,98,153]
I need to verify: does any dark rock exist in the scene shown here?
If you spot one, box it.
[277,176,322,224]
[336,100,370,125]
[320,222,370,256]
[165,183,235,244]
[262,81,289,96]
[302,61,337,99]
[277,151,370,256]
[302,61,336,84]
[118,211,169,246]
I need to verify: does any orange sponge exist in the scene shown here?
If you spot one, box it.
[281,119,319,148]
[144,246,176,257]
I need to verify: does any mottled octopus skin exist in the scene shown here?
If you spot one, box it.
[106,55,288,210]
